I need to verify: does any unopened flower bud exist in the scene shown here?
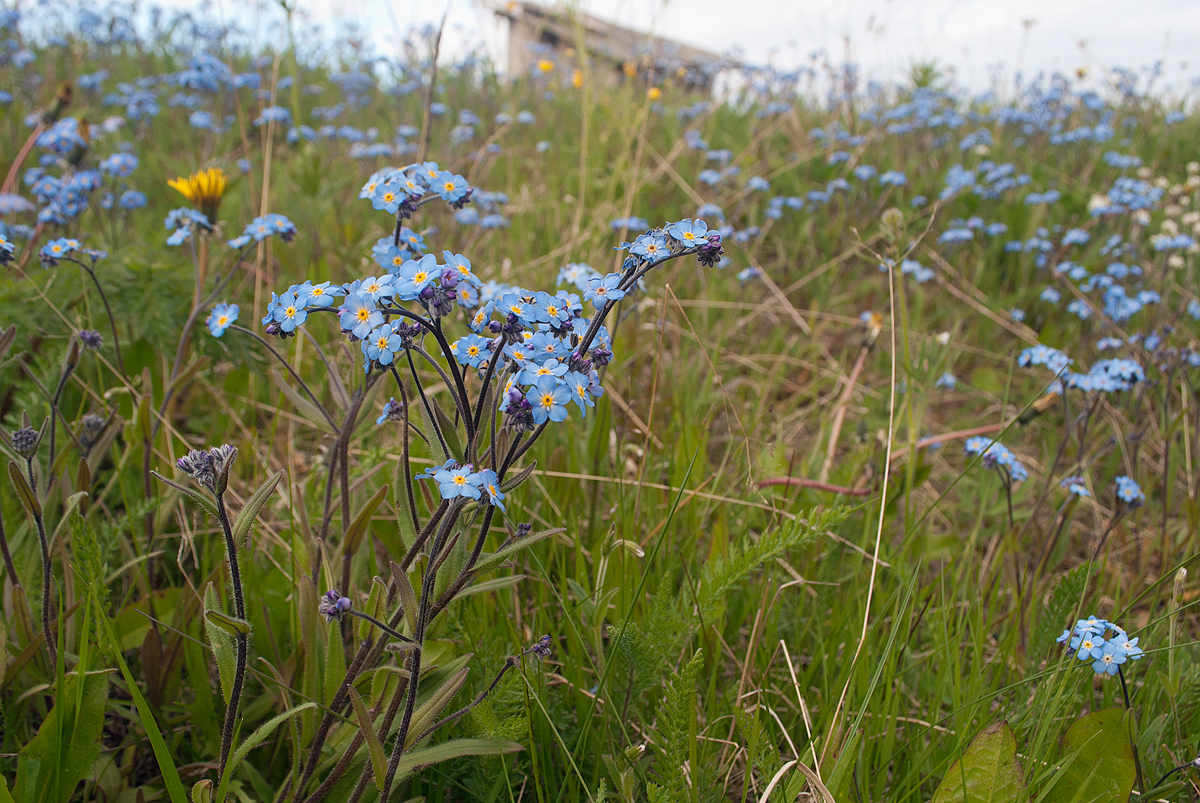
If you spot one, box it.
[11,426,39,458]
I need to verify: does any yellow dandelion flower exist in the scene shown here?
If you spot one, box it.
[537,59,555,74]
[168,167,229,222]
[647,86,661,101]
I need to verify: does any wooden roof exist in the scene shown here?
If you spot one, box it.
[493,1,724,68]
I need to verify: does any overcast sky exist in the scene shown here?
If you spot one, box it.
[200,0,1200,96]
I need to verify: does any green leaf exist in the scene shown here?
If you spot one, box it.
[7,461,40,518]
[455,574,526,599]
[651,649,703,802]
[232,470,284,549]
[215,703,316,802]
[99,609,189,803]
[343,483,389,557]
[356,576,389,641]
[191,779,213,803]
[390,561,419,635]
[151,471,219,520]
[272,373,336,434]
[931,721,1024,803]
[393,459,418,553]
[203,583,237,704]
[348,686,387,791]
[323,613,346,708]
[393,738,523,778]
[433,401,465,463]
[1043,708,1136,803]
[470,528,565,577]
[406,665,470,747]
[205,610,252,637]
[0,773,14,803]
[16,669,109,803]
[297,576,319,743]
[825,727,861,803]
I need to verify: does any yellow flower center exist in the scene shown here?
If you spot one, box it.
[217,316,229,325]
[467,346,480,356]
[285,306,297,317]
[453,475,466,485]
[357,308,371,322]
[541,394,554,407]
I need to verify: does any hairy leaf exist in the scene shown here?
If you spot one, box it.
[348,686,387,791]
[203,583,237,704]
[232,470,285,549]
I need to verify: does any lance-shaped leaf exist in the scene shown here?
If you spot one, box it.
[433,399,465,463]
[75,460,91,512]
[271,370,336,434]
[215,702,316,802]
[389,561,419,635]
[393,738,523,779]
[406,665,470,748]
[356,577,389,641]
[8,462,40,518]
[296,575,319,742]
[470,528,565,577]
[347,686,388,791]
[931,721,1024,803]
[151,470,219,520]
[500,459,537,492]
[343,483,389,557]
[232,470,285,549]
[323,609,346,707]
[99,612,189,803]
[392,457,418,552]
[202,583,236,704]
[204,610,251,638]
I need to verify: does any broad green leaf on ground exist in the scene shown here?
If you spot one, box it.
[1042,708,1136,803]
[931,721,1025,803]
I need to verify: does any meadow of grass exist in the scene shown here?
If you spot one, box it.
[1,3,1199,802]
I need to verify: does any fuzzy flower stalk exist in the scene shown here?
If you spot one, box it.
[6,420,55,666]
[165,444,245,781]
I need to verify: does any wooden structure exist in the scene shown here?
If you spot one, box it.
[493,1,725,92]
